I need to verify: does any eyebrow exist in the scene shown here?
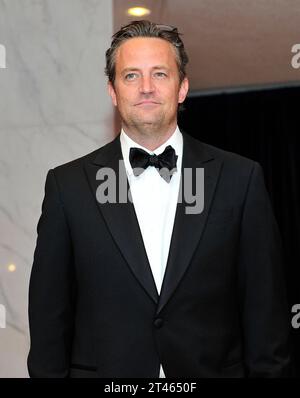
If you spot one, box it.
[121,66,169,74]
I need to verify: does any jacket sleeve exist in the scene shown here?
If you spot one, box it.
[237,162,291,377]
[27,169,75,377]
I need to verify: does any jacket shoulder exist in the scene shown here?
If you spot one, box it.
[185,133,257,172]
[203,142,256,168]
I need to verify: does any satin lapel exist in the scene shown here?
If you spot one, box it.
[156,133,223,315]
[83,135,159,304]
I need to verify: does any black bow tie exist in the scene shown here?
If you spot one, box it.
[129,145,178,182]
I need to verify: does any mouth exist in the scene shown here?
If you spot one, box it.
[135,100,161,106]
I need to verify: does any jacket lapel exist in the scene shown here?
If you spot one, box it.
[156,133,223,314]
[83,132,223,314]
[83,135,159,305]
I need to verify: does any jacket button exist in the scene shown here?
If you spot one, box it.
[154,318,163,328]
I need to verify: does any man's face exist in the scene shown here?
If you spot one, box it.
[108,37,189,136]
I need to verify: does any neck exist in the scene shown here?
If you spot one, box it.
[122,123,177,151]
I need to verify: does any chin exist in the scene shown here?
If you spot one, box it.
[132,113,166,125]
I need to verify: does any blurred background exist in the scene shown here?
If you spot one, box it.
[0,0,299,377]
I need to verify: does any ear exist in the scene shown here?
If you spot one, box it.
[108,81,117,107]
[178,77,189,104]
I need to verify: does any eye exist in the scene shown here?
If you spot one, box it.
[154,72,167,78]
[124,72,139,81]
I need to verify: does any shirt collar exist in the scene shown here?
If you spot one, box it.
[120,126,183,177]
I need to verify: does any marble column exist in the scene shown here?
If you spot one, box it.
[0,0,114,377]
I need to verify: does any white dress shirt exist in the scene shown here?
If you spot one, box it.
[120,126,183,378]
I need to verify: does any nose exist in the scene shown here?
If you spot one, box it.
[140,74,154,94]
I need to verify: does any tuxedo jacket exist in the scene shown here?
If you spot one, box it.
[28,131,291,378]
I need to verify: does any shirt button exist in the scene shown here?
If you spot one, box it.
[154,318,164,328]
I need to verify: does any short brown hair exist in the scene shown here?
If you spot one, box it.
[105,20,189,85]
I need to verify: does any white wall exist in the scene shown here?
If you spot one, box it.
[0,0,114,377]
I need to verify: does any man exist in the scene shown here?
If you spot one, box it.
[28,20,290,378]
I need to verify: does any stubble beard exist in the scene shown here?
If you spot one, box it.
[122,108,176,139]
